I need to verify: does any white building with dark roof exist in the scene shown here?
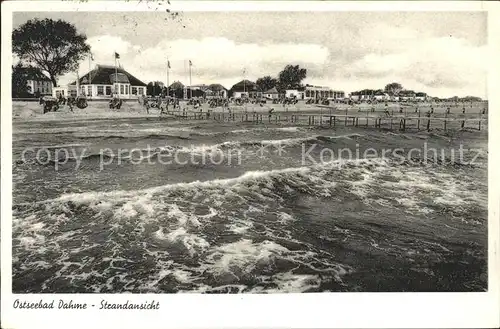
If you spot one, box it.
[264,87,279,99]
[16,66,53,96]
[304,85,345,100]
[69,64,147,99]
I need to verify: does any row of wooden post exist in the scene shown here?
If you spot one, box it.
[173,112,484,132]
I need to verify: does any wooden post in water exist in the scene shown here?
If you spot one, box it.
[444,112,447,131]
[427,117,431,131]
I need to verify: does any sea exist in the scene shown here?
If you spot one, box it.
[12,116,488,293]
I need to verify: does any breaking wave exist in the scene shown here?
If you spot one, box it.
[13,155,487,292]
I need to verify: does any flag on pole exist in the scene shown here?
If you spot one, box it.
[167,60,171,69]
[90,53,94,61]
[114,52,120,59]
[189,60,192,66]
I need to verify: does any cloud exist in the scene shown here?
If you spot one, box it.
[87,35,133,59]
[66,36,329,89]
[342,36,487,97]
[58,24,486,98]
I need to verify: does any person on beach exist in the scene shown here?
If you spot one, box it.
[141,95,149,114]
[268,108,274,119]
[67,97,74,112]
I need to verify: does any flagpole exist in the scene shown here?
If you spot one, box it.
[88,55,91,83]
[189,60,192,99]
[243,68,247,113]
[184,60,187,100]
[76,70,80,97]
[115,51,119,99]
[166,57,170,98]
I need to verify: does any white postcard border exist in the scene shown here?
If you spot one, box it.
[1,1,499,329]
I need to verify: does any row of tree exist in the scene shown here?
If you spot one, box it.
[146,64,308,98]
[255,65,307,93]
[350,83,426,97]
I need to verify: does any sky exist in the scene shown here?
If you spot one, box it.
[13,11,488,98]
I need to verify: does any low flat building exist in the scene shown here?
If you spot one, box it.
[285,89,305,99]
[230,79,261,98]
[69,64,147,99]
[205,84,228,99]
[374,91,390,101]
[16,66,53,96]
[264,87,279,99]
[415,92,428,102]
[304,85,344,100]
[399,90,416,102]
[349,91,369,101]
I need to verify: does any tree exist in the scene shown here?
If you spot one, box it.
[13,18,91,87]
[12,64,30,98]
[384,82,403,96]
[147,81,164,96]
[277,65,307,92]
[256,76,277,92]
[12,64,50,98]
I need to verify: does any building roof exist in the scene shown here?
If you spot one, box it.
[305,85,332,91]
[70,64,147,86]
[169,81,185,89]
[207,83,228,92]
[230,79,257,92]
[265,87,279,94]
[399,90,416,96]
